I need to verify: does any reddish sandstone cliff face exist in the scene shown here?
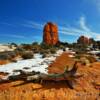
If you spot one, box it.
[77,36,90,45]
[43,22,59,45]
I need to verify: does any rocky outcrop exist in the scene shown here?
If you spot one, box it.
[43,22,59,45]
[77,36,90,45]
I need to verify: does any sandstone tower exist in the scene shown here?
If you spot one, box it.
[43,22,59,45]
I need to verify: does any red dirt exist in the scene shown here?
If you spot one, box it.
[0,60,9,65]
[0,52,99,100]
[48,52,75,73]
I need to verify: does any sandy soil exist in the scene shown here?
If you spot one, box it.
[0,60,10,65]
[48,52,75,73]
[0,52,100,100]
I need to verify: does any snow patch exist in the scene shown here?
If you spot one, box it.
[0,49,65,78]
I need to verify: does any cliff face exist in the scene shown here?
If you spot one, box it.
[43,22,59,45]
[77,36,90,45]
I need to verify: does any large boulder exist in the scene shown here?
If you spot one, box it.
[43,22,59,45]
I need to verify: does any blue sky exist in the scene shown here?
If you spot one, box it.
[0,0,100,44]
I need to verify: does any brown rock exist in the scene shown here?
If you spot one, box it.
[77,36,90,45]
[43,22,59,45]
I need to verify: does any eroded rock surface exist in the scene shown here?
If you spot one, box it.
[43,22,59,45]
[77,36,90,44]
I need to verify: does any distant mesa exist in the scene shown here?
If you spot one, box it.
[43,22,59,45]
[77,35,94,45]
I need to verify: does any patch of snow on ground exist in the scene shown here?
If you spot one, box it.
[54,49,63,56]
[89,50,100,54]
[68,55,74,58]
[0,50,64,77]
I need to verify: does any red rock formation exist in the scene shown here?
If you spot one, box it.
[43,22,59,45]
[77,36,90,45]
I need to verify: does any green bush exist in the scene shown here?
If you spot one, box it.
[21,51,34,59]
[32,42,39,46]
[22,44,33,50]
[40,43,53,49]
[50,48,56,54]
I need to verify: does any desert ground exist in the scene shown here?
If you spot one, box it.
[0,52,99,100]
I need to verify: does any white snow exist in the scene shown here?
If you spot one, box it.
[89,50,100,54]
[65,48,69,51]
[68,55,74,58]
[0,50,64,78]
[54,49,63,56]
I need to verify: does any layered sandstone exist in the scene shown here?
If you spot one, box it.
[77,36,90,45]
[43,22,59,45]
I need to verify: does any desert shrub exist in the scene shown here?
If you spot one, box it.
[40,49,52,55]
[86,56,97,63]
[21,44,33,50]
[32,42,39,46]
[74,55,80,59]
[14,47,25,56]
[21,51,34,59]
[11,59,17,62]
[56,41,69,48]
[0,53,10,60]
[75,49,87,54]
[7,51,16,59]
[15,47,24,52]
[40,49,46,54]
[40,43,53,49]
[42,53,48,58]
[0,51,16,60]
[80,58,90,66]
[10,43,18,47]
[50,48,56,54]
[58,44,65,50]
[32,45,41,53]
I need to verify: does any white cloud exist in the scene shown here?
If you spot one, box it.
[1,18,99,41]
[17,19,100,41]
[59,16,100,40]
[79,16,91,32]
[0,34,26,39]
[22,20,44,30]
[59,26,91,38]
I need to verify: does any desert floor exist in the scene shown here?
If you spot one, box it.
[0,52,100,100]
